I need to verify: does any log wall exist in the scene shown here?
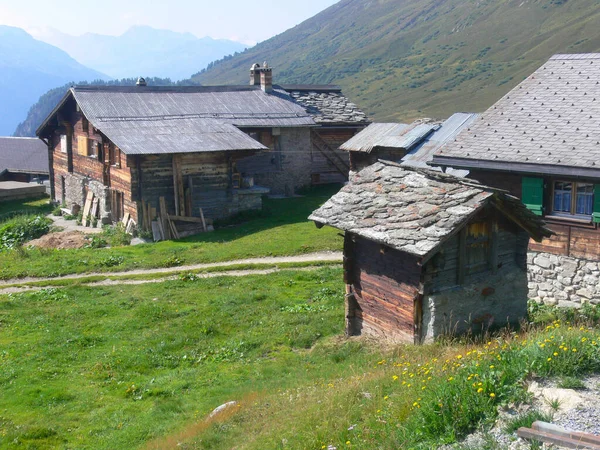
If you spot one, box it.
[345,233,421,343]
[311,128,356,184]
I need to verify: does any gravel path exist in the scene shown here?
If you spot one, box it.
[0,251,342,288]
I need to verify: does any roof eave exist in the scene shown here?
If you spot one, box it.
[36,88,75,138]
[431,156,600,180]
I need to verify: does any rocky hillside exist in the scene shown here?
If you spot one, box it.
[192,0,600,121]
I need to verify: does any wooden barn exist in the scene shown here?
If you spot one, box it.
[309,161,552,343]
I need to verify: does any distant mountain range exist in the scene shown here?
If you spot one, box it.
[31,25,248,81]
[0,25,108,136]
[193,0,600,122]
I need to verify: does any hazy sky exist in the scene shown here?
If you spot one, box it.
[0,0,340,45]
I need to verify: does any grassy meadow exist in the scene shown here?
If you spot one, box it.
[2,268,600,449]
[0,186,342,280]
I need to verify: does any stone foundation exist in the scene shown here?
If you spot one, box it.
[62,173,111,225]
[421,266,528,343]
[527,251,600,308]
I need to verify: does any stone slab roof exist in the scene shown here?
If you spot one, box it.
[433,54,600,177]
[284,86,369,125]
[309,161,552,260]
[0,137,48,175]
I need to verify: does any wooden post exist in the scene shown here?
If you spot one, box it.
[159,196,171,240]
[457,227,467,285]
[199,208,207,232]
[141,201,148,231]
[172,155,185,216]
[489,219,499,274]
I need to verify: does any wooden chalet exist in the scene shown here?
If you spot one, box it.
[310,161,552,343]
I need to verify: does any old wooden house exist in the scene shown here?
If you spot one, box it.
[309,161,551,343]
[432,53,600,306]
[36,66,367,231]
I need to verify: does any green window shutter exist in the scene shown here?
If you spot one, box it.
[593,185,600,223]
[522,177,543,216]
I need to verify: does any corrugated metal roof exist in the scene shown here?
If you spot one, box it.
[401,113,479,176]
[340,122,436,153]
[0,137,48,174]
[434,53,600,173]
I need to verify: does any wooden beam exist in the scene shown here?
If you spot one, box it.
[489,218,499,274]
[172,154,185,216]
[457,227,467,285]
[517,427,600,449]
[199,208,207,232]
[532,421,600,447]
[81,191,94,227]
[159,196,171,240]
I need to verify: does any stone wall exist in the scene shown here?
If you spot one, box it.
[528,251,600,308]
[421,266,528,343]
[237,127,312,195]
[63,173,110,225]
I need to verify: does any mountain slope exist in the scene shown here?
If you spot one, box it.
[32,26,247,81]
[192,0,600,122]
[0,26,108,135]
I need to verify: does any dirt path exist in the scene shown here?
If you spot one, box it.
[0,251,343,290]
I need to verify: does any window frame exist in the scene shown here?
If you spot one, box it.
[551,180,594,220]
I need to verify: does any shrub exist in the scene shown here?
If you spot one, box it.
[99,224,131,247]
[99,256,124,267]
[0,215,52,250]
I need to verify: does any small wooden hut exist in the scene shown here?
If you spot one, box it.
[309,161,553,343]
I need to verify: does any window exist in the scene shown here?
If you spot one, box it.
[552,181,594,217]
[60,135,67,153]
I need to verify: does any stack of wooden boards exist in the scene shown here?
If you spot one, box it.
[138,196,213,242]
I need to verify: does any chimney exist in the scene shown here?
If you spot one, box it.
[260,61,272,93]
[136,77,147,87]
[250,63,261,86]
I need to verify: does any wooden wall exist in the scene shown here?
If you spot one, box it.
[423,208,528,294]
[469,169,600,260]
[345,233,421,342]
[51,105,136,221]
[138,151,252,220]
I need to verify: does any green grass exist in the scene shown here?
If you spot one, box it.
[504,410,553,434]
[0,196,51,221]
[0,186,343,280]
[0,267,362,449]
[2,268,600,449]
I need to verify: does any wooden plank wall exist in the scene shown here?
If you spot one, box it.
[424,212,527,293]
[138,151,243,220]
[50,106,136,221]
[347,235,421,341]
